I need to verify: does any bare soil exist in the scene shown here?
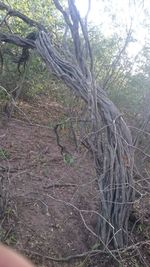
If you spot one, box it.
[0,96,150,267]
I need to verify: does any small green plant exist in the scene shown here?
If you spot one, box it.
[5,207,15,216]
[0,85,11,100]
[137,223,147,234]
[5,233,17,245]
[91,242,100,250]
[48,121,55,129]
[0,229,6,241]
[0,148,10,159]
[63,153,74,165]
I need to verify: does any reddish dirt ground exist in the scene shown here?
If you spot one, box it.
[0,97,150,267]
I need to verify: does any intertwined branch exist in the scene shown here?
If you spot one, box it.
[0,0,135,248]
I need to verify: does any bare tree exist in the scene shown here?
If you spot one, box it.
[0,0,135,248]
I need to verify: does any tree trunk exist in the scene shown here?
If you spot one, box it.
[36,31,135,248]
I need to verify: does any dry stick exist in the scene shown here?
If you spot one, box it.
[110,127,150,160]
[129,125,150,137]
[44,176,98,190]
[133,113,150,146]
[21,248,106,262]
[21,240,150,263]
[0,85,32,124]
[43,183,77,189]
